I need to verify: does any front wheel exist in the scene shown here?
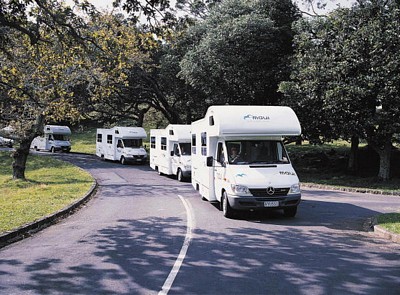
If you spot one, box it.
[177,168,184,182]
[50,146,55,153]
[283,206,297,217]
[221,191,235,218]
[120,156,127,165]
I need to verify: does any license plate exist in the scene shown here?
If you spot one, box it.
[264,201,279,207]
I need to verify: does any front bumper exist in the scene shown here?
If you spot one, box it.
[54,146,71,152]
[227,193,301,211]
[125,155,147,163]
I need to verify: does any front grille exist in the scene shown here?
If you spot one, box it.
[133,155,145,159]
[249,188,290,197]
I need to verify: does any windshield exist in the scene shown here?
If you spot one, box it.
[179,143,191,155]
[52,134,69,141]
[123,139,142,148]
[226,140,290,165]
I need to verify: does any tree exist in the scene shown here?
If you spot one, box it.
[0,0,93,179]
[178,0,300,109]
[280,0,400,180]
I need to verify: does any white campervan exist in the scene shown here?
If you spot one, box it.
[191,105,302,218]
[150,124,192,181]
[31,125,71,152]
[96,127,147,164]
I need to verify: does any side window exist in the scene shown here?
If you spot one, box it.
[201,132,207,156]
[161,137,167,150]
[150,136,156,149]
[217,142,225,164]
[97,134,102,143]
[173,144,179,156]
[117,139,123,148]
[107,135,112,144]
[192,134,196,155]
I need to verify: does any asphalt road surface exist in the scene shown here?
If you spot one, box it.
[1,153,400,295]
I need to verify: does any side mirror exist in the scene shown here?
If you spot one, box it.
[170,151,174,157]
[206,156,213,167]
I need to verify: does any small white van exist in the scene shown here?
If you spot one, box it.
[31,125,71,152]
[191,105,302,218]
[96,127,147,164]
[150,124,191,181]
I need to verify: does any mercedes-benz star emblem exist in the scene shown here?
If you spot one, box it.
[266,187,275,195]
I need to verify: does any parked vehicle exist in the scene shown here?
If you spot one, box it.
[31,125,71,152]
[0,136,13,147]
[150,124,192,181]
[96,127,147,165]
[191,105,302,218]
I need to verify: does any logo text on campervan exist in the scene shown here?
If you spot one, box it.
[243,114,270,121]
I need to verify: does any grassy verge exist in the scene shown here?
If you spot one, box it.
[70,128,96,154]
[0,151,93,234]
[286,141,400,193]
[377,213,400,235]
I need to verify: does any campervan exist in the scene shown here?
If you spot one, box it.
[96,127,147,164]
[31,125,71,152]
[150,124,192,181]
[191,105,302,218]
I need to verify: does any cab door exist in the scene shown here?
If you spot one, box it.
[214,142,227,202]
[116,139,124,160]
[171,143,180,175]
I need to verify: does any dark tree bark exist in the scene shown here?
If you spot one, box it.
[347,135,359,173]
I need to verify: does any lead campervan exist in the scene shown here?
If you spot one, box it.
[191,105,302,218]
[30,125,71,152]
[150,124,192,181]
[96,127,147,164]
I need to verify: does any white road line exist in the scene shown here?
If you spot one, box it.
[159,195,194,295]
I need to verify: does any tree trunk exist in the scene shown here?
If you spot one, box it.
[12,139,31,180]
[376,139,392,181]
[11,113,45,180]
[347,135,359,173]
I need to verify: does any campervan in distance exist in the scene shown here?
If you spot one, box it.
[31,125,71,152]
[150,124,192,181]
[191,105,302,218]
[96,127,147,165]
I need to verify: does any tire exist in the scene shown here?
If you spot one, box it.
[284,206,297,217]
[156,167,163,176]
[177,168,184,182]
[50,146,55,153]
[221,191,235,218]
[120,156,126,165]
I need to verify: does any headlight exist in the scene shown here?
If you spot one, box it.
[231,184,251,195]
[289,183,301,194]
[184,164,191,170]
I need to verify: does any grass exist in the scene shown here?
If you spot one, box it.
[0,151,94,234]
[70,128,96,154]
[377,213,400,235]
[286,141,400,193]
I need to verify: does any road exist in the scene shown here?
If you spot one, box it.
[1,153,399,295]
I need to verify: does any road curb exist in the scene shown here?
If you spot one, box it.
[373,225,400,244]
[0,179,98,249]
[371,216,400,244]
[302,182,400,197]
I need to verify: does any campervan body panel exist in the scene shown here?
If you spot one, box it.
[96,127,147,164]
[191,105,302,217]
[30,125,71,152]
[150,124,192,180]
